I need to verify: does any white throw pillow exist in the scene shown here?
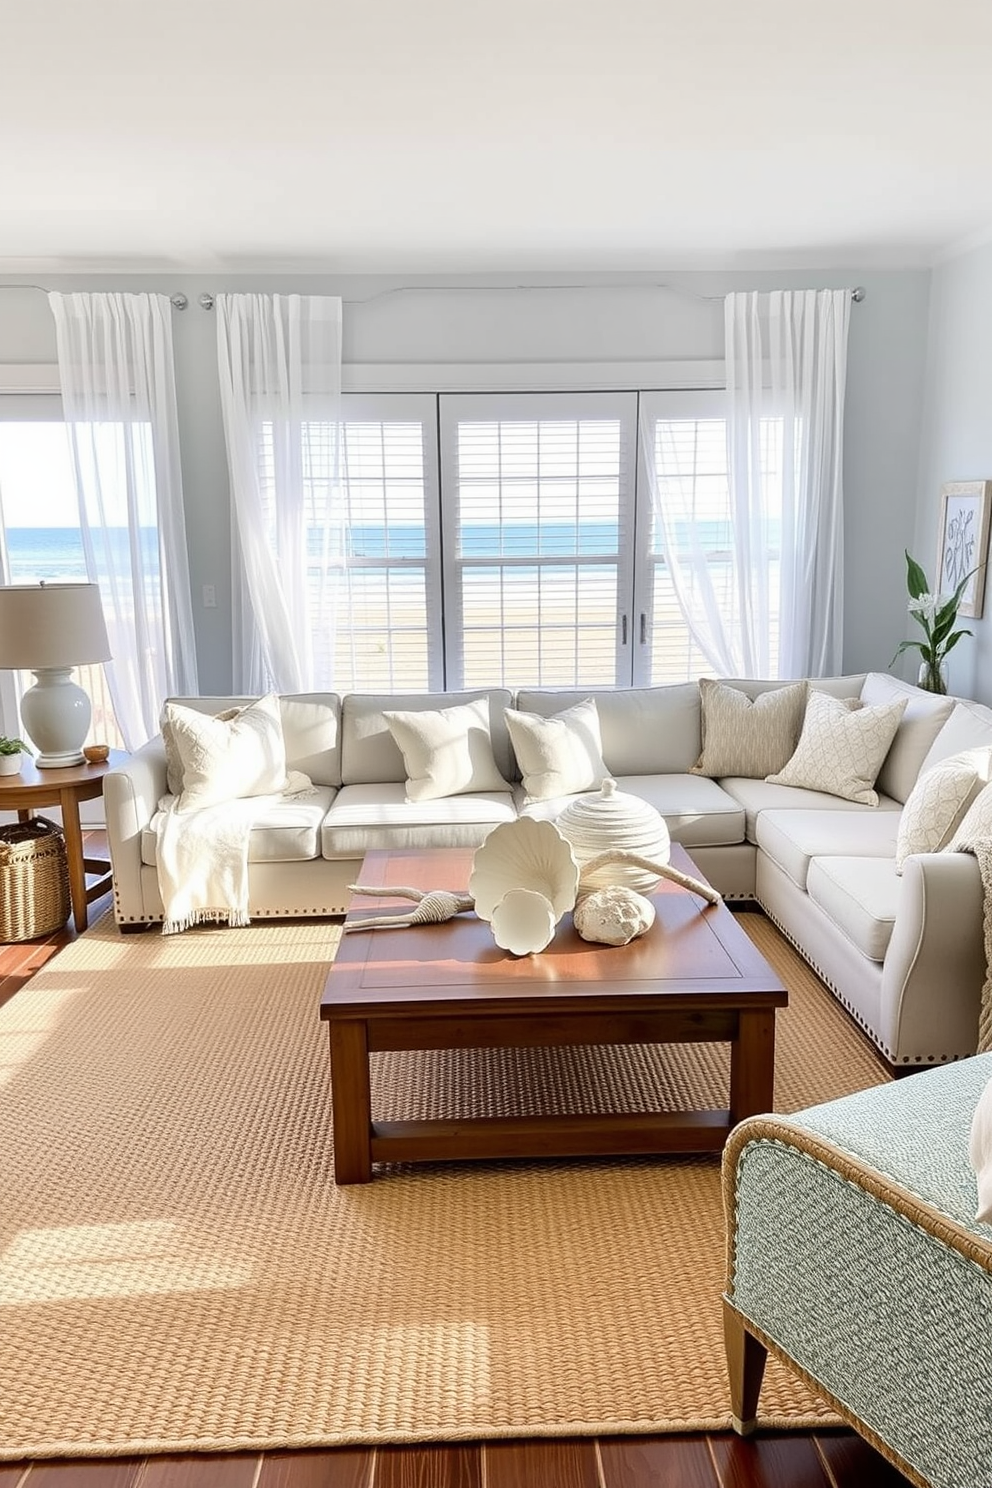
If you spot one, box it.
[383,697,509,803]
[691,678,807,779]
[970,1074,992,1222]
[897,747,992,870]
[766,690,907,806]
[504,697,608,801]
[163,693,288,814]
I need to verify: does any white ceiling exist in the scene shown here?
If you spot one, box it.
[4,0,992,274]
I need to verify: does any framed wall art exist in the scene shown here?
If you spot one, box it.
[936,480,992,618]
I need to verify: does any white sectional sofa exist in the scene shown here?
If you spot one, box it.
[103,671,992,1070]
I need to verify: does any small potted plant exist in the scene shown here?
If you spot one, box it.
[0,737,30,776]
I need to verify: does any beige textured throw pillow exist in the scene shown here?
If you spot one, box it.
[766,689,907,806]
[383,697,509,803]
[163,693,288,814]
[691,678,808,779]
[897,747,992,870]
[504,697,608,801]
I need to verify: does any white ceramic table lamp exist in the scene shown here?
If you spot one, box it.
[0,583,112,768]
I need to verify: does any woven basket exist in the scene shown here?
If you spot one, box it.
[0,819,71,942]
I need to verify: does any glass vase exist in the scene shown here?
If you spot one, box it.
[918,658,948,694]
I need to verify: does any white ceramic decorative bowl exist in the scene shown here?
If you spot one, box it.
[556,778,671,892]
[469,817,580,924]
[490,889,558,955]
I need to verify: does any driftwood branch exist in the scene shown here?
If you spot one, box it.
[579,850,722,904]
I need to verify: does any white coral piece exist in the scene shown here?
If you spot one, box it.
[573,885,656,945]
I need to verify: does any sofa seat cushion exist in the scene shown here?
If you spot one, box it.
[517,774,745,848]
[720,776,902,843]
[321,783,516,859]
[142,785,337,866]
[757,808,901,890]
[806,855,901,962]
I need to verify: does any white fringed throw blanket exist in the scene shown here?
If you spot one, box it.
[155,770,313,935]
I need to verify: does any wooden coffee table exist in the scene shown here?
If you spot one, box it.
[320,845,787,1183]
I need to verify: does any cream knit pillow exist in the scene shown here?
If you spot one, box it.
[691,678,807,778]
[945,777,992,853]
[766,690,907,806]
[163,693,288,814]
[897,748,992,870]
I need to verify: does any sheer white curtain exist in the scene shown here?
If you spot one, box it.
[214,293,343,694]
[48,292,199,748]
[642,289,851,679]
[725,289,850,678]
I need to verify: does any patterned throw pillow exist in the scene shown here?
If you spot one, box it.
[162,704,241,796]
[945,776,992,853]
[897,748,992,870]
[383,697,510,803]
[766,690,907,806]
[504,697,608,801]
[691,678,808,778]
[162,693,288,814]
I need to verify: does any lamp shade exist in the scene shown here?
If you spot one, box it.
[0,583,112,670]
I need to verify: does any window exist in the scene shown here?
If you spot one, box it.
[440,393,636,689]
[0,417,124,748]
[258,394,442,692]
[292,387,782,693]
[639,390,782,681]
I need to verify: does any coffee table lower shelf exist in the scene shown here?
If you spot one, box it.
[326,1002,777,1184]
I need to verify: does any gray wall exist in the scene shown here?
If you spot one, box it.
[0,267,931,692]
[914,241,992,704]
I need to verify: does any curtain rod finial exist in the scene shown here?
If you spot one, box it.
[852,286,866,302]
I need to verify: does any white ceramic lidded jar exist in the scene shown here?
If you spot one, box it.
[556,778,671,893]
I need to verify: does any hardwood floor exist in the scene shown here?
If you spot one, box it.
[0,832,912,1488]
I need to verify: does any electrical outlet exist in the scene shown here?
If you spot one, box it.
[202,584,217,609]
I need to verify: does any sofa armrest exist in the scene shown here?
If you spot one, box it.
[881,851,985,1063]
[102,738,167,926]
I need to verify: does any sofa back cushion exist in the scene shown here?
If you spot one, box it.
[163,693,342,788]
[859,672,955,803]
[515,685,701,774]
[341,690,514,785]
[920,696,992,774]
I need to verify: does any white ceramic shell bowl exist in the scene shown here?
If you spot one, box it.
[469,817,580,924]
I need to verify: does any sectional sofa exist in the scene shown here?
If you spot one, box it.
[103,671,992,1070]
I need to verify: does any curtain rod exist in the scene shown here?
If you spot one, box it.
[0,281,867,310]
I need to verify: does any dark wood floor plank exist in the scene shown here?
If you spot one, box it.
[258,1449,374,1488]
[710,1434,830,1488]
[0,1468,28,1488]
[25,1461,143,1488]
[483,1439,599,1488]
[601,1434,719,1487]
[373,1445,479,1488]
[814,1431,912,1485]
[138,1453,260,1488]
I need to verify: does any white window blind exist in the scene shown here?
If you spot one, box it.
[259,393,442,692]
[440,392,637,690]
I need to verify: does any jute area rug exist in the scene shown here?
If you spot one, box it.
[0,910,890,1459]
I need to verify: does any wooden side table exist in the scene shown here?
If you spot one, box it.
[0,750,127,934]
